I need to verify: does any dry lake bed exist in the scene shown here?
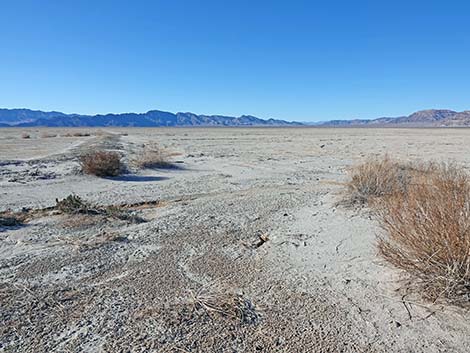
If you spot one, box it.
[1,127,470,352]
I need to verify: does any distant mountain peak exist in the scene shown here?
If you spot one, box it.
[406,109,457,122]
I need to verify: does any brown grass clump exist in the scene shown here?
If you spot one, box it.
[344,156,440,206]
[79,151,122,177]
[344,156,470,305]
[344,156,410,205]
[134,143,171,169]
[377,164,470,305]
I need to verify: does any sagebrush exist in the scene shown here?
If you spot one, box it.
[376,164,470,305]
[79,151,122,177]
[344,156,439,205]
[134,143,171,169]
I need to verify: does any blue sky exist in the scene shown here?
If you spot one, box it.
[1,0,469,121]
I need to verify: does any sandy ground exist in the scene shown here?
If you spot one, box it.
[1,127,470,352]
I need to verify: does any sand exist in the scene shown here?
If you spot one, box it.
[1,127,469,352]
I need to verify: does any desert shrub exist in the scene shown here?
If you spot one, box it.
[345,156,409,205]
[72,132,91,137]
[344,156,439,205]
[377,164,470,305]
[40,132,57,138]
[56,194,145,223]
[21,132,31,139]
[79,151,122,177]
[55,194,97,214]
[62,131,91,137]
[134,143,171,169]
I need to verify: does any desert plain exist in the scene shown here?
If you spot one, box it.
[1,127,470,352]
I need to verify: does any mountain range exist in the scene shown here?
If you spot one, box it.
[1,108,470,127]
[0,109,300,127]
[316,109,470,127]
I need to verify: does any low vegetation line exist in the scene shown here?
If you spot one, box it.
[55,194,146,223]
[0,195,161,227]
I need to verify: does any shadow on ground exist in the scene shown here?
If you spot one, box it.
[146,161,187,171]
[0,224,28,233]
[111,175,169,182]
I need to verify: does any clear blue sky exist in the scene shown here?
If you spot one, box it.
[1,0,469,121]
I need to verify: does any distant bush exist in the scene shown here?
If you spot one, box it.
[63,131,91,137]
[377,164,470,305]
[79,151,122,177]
[73,132,91,137]
[134,143,171,169]
[40,132,57,138]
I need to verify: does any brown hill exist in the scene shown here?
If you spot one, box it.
[440,111,470,126]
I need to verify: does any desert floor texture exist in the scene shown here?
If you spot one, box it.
[1,127,470,352]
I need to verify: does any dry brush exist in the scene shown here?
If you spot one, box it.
[346,157,470,305]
